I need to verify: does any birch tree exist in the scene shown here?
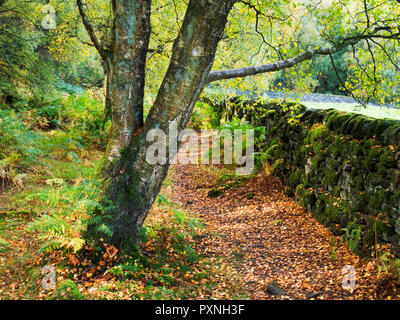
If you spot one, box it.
[76,0,400,251]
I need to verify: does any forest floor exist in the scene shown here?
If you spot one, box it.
[169,159,399,300]
[0,131,399,299]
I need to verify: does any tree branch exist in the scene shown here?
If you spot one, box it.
[206,28,400,83]
[76,0,107,63]
[329,53,363,104]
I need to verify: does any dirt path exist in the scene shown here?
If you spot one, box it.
[170,162,395,300]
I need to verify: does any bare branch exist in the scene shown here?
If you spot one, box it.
[329,53,365,105]
[76,0,108,63]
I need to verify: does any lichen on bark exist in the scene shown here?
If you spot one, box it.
[82,0,237,252]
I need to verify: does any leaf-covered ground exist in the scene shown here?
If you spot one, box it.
[0,131,399,300]
[0,136,246,300]
[171,161,399,300]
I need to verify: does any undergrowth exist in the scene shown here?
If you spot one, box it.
[0,96,245,300]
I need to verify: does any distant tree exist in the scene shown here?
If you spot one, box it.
[0,1,52,103]
[0,1,104,105]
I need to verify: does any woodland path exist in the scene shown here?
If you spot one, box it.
[169,159,393,300]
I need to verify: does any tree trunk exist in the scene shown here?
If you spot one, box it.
[75,0,400,252]
[89,0,236,252]
[105,0,150,159]
[84,0,151,249]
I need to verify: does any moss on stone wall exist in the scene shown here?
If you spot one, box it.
[208,96,400,257]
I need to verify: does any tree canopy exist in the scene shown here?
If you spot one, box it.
[2,0,400,106]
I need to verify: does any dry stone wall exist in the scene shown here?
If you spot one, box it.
[205,96,400,256]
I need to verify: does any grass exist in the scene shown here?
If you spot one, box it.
[0,103,246,300]
[0,119,106,299]
[0,238,10,253]
[0,209,42,299]
[304,102,400,120]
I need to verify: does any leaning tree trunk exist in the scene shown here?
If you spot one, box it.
[104,0,150,159]
[90,0,236,251]
[85,0,151,249]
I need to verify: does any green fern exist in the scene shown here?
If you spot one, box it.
[95,223,113,237]
[26,178,104,254]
